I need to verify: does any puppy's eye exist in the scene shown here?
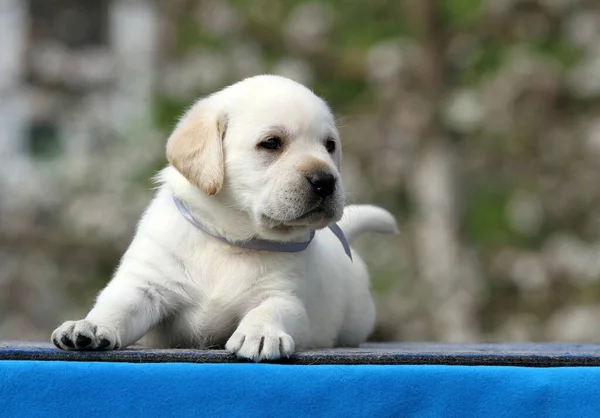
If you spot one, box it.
[325,139,336,153]
[259,137,282,150]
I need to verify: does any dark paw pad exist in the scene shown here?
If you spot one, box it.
[98,339,111,349]
[75,335,92,348]
[61,335,75,348]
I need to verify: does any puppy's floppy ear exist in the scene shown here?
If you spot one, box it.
[166,100,227,195]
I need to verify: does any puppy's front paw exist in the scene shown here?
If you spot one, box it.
[51,319,121,351]
[226,325,294,362]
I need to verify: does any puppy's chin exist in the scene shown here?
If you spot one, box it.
[255,207,342,241]
[253,221,312,242]
[281,209,334,229]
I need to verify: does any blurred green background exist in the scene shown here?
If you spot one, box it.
[1,0,600,343]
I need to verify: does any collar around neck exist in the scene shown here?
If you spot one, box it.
[172,195,352,261]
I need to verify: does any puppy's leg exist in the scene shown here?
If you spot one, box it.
[226,295,309,362]
[52,259,181,351]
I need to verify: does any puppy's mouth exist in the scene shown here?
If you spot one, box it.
[261,206,330,230]
[286,208,328,226]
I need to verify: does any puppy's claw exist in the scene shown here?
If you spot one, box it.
[226,326,294,362]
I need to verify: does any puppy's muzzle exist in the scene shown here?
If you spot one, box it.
[306,171,336,198]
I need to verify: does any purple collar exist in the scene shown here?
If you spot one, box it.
[173,196,352,260]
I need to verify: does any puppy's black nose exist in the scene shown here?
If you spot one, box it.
[307,172,336,197]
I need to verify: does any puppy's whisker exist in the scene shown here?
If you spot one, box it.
[334,114,352,124]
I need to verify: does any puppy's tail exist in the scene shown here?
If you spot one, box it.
[337,205,399,241]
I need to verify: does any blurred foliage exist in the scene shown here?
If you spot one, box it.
[3,0,600,343]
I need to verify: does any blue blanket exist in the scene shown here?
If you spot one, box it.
[2,360,599,418]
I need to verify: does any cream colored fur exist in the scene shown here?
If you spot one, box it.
[52,75,398,361]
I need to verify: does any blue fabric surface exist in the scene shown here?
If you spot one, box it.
[1,361,599,418]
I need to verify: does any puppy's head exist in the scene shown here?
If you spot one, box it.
[167,75,344,240]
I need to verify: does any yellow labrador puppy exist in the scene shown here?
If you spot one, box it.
[52,75,398,361]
